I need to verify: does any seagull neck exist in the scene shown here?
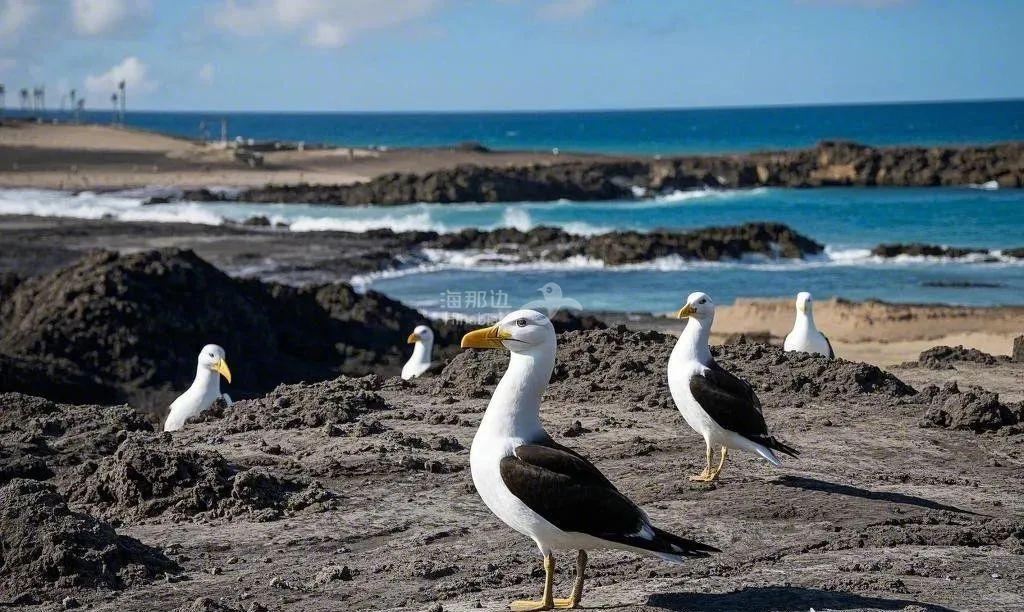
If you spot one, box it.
[192,365,220,394]
[679,317,713,364]
[795,309,817,331]
[478,342,554,441]
[410,340,432,364]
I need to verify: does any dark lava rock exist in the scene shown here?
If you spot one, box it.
[1014,335,1024,363]
[0,249,465,408]
[0,353,119,404]
[0,392,153,484]
[201,376,393,433]
[0,270,22,301]
[66,434,336,522]
[184,142,1024,206]
[871,243,993,259]
[433,327,913,408]
[419,222,824,265]
[0,478,176,598]
[918,382,1023,433]
[918,345,1007,369]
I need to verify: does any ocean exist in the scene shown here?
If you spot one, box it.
[3,99,1023,312]
[3,186,1022,312]
[8,99,1024,155]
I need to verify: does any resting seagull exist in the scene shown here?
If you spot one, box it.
[402,325,434,380]
[463,309,717,611]
[668,292,798,482]
[783,292,835,358]
[164,344,232,432]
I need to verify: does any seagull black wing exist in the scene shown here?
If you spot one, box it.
[690,361,799,458]
[500,440,717,558]
[822,334,835,359]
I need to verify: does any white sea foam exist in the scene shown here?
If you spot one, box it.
[968,180,999,190]
[287,211,444,233]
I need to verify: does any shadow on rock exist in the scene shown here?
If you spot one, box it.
[772,475,978,515]
[647,586,955,611]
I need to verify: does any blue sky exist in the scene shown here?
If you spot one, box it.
[1,0,1022,112]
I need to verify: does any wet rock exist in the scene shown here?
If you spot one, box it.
[918,345,1007,368]
[871,243,994,259]
[0,479,176,598]
[918,381,1023,432]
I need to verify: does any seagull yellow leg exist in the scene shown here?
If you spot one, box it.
[554,550,587,609]
[510,554,555,611]
[708,446,728,482]
[689,441,713,481]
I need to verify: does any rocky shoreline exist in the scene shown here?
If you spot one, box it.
[871,243,1024,260]
[155,141,1024,206]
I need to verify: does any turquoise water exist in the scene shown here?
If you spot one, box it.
[2,186,1022,310]
[9,99,1024,154]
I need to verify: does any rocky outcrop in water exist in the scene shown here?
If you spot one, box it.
[168,141,1024,206]
[870,243,1024,260]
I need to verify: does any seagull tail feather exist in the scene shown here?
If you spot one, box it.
[765,436,800,459]
[642,527,719,565]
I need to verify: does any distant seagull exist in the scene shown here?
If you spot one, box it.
[784,292,835,358]
[520,282,583,318]
[164,344,232,432]
[668,292,798,482]
[402,325,434,380]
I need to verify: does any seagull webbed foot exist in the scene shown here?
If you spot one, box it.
[510,600,554,611]
[553,597,580,609]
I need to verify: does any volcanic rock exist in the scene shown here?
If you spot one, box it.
[918,381,1023,432]
[0,478,176,599]
[918,345,1007,369]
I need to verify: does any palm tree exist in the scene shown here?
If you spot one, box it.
[111,93,119,124]
[0,84,5,116]
[118,80,125,122]
[19,88,28,111]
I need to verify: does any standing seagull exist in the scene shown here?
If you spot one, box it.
[668,292,798,482]
[463,310,717,610]
[783,292,834,358]
[402,325,434,380]
[164,344,232,432]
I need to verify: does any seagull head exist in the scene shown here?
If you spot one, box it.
[796,291,813,314]
[197,344,231,384]
[538,282,561,299]
[461,309,554,355]
[407,324,434,345]
[677,291,715,323]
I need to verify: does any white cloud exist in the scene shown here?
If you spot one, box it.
[537,0,599,20]
[84,56,156,98]
[71,0,150,36]
[210,0,442,49]
[0,0,39,39]
[198,62,215,85]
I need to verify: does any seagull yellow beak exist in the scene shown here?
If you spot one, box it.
[212,358,232,384]
[407,332,420,344]
[461,324,511,349]
[677,304,697,319]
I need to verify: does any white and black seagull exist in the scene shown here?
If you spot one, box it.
[462,309,717,611]
[783,291,835,358]
[668,292,798,482]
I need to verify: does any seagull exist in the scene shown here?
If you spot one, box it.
[164,344,232,432]
[520,282,583,318]
[668,292,798,482]
[783,292,835,358]
[463,309,717,610]
[402,325,434,380]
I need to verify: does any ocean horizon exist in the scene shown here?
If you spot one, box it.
[5,98,1023,155]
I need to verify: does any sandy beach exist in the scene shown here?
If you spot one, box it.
[0,122,607,190]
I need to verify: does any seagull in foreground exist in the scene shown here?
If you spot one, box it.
[463,309,717,610]
[164,344,232,432]
[668,292,798,482]
[783,291,835,358]
[402,325,434,380]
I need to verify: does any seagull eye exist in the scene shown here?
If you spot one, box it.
[208,353,214,357]
[699,299,707,304]
[516,318,528,327]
